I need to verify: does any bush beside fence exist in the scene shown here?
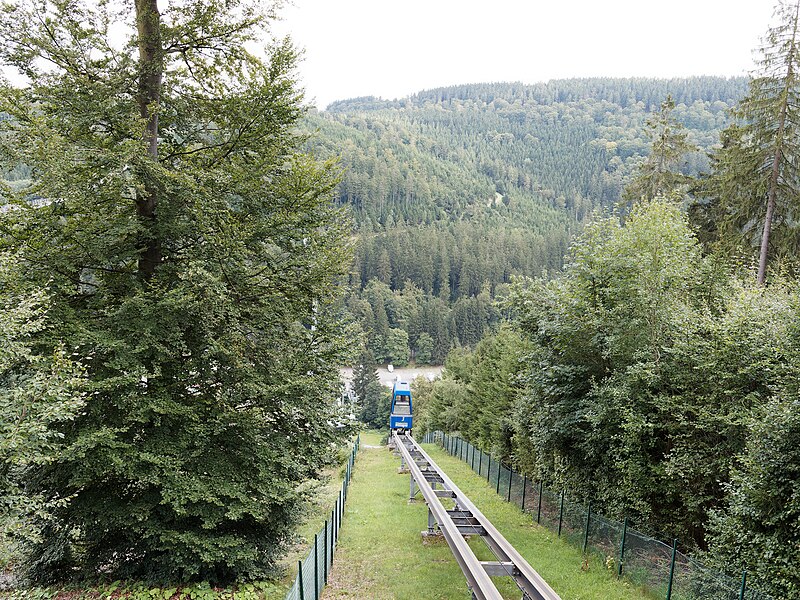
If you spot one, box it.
[422,431,771,600]
[283,435,360,600]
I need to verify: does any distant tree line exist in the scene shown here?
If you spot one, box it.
[306,76,748,364]
[410,7,800,595]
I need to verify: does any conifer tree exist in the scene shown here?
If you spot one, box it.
[622,95,697,205]
[703,0,800,283]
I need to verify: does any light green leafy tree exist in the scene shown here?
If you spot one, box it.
[0,253,85,569]
[385,328,410,366]
[0,0,351,585]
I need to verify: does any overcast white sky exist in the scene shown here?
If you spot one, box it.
[273,0,776,110]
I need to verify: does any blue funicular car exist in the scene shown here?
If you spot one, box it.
[389,380,412,434]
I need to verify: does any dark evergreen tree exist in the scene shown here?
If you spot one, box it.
[622,95,697,205]
[698,0,800,283]
[359,381,390,429]
[0,0,351,584]
[352,348,378,410]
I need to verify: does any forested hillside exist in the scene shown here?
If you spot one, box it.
[405,8,800,594]
[304,77,749,363]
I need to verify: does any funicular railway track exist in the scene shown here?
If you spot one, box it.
[393,432,561,600]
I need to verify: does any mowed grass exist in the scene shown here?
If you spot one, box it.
[322,434,653,600]
[274,438,361,594]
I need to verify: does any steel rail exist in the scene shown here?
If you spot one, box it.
[394,433,561,600]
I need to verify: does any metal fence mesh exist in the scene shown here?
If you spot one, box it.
[423,431,774,600]
[283,435,360,600]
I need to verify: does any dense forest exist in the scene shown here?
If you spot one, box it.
[303,77,749,363]
[2,0,800,597]
[402,4,800,597]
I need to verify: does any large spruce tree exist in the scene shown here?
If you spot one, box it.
[702,0,800,283]
[0,0,351,584]
[622,95,697,206]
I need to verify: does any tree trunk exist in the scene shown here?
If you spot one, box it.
[135,0,163,278]
[757,0,800,286]
[757,151,781,286]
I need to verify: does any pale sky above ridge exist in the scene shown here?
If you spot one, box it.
[274,0,776,109]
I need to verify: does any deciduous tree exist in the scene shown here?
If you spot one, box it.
[0,0,351,584]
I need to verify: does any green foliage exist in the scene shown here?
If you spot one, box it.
[505,201,800,546]
[351,348,378,408]
[425,199,800,572]
[411,327,527,463]
[0,579,284,599]
[359,381,390,430]
[0,0,352,586]
[708,395,800,599]
[694,0,800,283]
[384,328,410,366]
[351,349,390,429]
[415,332,434,365]
[312,78,747,359]
[0,253,86,568]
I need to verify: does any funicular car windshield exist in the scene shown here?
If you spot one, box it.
[393,399,411,415]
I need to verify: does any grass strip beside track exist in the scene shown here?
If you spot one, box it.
[322,434,653,600]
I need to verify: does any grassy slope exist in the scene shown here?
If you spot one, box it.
[273,442,358,595]
[322,433,652,600]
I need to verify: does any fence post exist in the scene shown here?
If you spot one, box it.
[582,501,592,553]
[536,481,543,524]
[324,520,329,583]
[739,570,747,600]
[496,462,501,494]
[298,560,305,600]
[617,517,628,577]
[507,467,513,502]
[471,444,475,470]
[557,490,565,537]
[487,455,491,482]
[314,533,319,600]
[521,476,528,510]
[334,496,340,543]
[330,509,336,565]
[666,538,677,600]
[478,449,483,477]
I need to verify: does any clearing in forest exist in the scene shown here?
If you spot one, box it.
[322,432,652,599]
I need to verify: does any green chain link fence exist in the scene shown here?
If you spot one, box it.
[283,434,360,600]
[422,431,772,600]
